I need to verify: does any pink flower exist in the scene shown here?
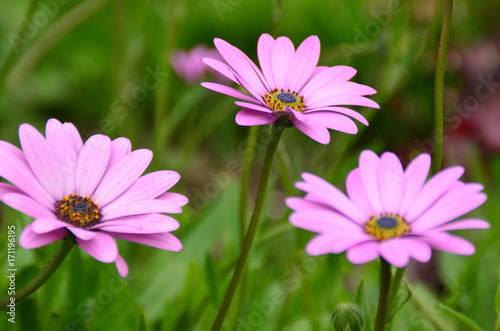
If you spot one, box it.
[0,119,187,276]
[171,45,230,84]
[201,33,379,144]
[286,150,489,267]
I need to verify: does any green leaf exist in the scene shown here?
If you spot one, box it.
[495,268,500,330]
[204,254,219,306]
[439,303,484,331]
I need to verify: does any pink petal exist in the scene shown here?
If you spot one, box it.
[430,218,490,232]
[289,210,365,234]
[406,166,464,222]
[359,150,384,215]
[201,82,257,103]
[19,123,65,199]
[307,106,369,126]
[302,111,359,134]
[399,153,431,216]
[101,170,180,210]
[404,238,432,263]
[108,137,132,169]
[92,149,153,206]
[378,152,405,214]
[0,182,20,200]
[2,193,55,219]
[213,38,269,95]
[20,224,67,249]
[77,232,118,263]
[271,36,295,89]
[202,57,237,83]
[257,33,277,88]
[92,214,180,233]
[235,109,277,126]
[307,95,380,110]
[285,197,334,213]
[102,199,181,220]
[45,119,79,195]
[68,226,98,241]
[0,141,54,208]
[31,218,68,234]
[114,254,129,277]
[75,135,112,197]
[291,117,331,144]
[379,238,411,267]
[345,168,373,220]
[346,241,380,264]
[306,233,370,255]
[421,232,476,255]
[156,192,189,208]
[411,184,487,233]
[110,232,182,251]
[300,66,358,97]
[287,35,320,92]
[234,101,274,113]
[296,173,366,224]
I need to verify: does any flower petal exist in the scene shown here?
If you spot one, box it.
[378,152,405,214]
[291,117,331,144]
[421,232,476,255]
[405,238,432,263]
[257,33,277,88]
[19,123,65,199]
[202,58,238,83]
[287,35,320,92]
[20,224,67,249]
[77,232,118,263]
[300,65,358,97]
[92,214,180,233]
[102,199,181,220]
[31,218,68,234]
[289,210,365,234]
[302,111,359,134]
[346,241,380,264]
[201,82,257,103]
[114,254,129,277]
[0,182,20,200]
[108,137,132,169]
[307,106,368,126]
[358,150,384,215]
[110,232,183,251]
[379,238,411,267]
[305,233,370,255]
[430,218,490,232]
[92,149,153,206]
[75,134,112,197]
[271,36,295,89]
[235,109,277,126]
[399,153,431,216]
[156,192,189,208]
[68,226,98,241]
[2,193,55,219]
[0,141,54,208]
[345,168,373,220]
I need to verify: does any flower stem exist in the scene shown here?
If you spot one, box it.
[385,267,407,330]
[432,0,454,174]
[0,232,75,310]
[374,258,392,331]
[211,123,285,331]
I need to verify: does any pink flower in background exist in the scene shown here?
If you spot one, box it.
[201,33,379,144]
[286,150,489,267]
[0,119,187,276]
[171,45,229,84]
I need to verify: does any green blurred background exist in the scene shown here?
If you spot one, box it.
[0,0,499,330]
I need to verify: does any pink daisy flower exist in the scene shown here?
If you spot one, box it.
[0,119,187,276]
[201,33,380,144]
[171,45,230,84]
[286,150,489,267]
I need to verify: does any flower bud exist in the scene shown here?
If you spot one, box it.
[330,303,365,331]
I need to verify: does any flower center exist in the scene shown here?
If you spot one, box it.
[54,194,102,228]
[264,88,305,112]
[364,214,409,241]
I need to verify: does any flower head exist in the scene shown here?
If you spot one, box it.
[0,119,187,276]
[201,33,380,144]
[286,150,489,267]
[171,45,230,84]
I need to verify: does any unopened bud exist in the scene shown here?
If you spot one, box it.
[330,303,365,331]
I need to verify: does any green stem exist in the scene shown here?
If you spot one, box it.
[211,123,285,331]
[374,258,393,331]
[432,0,454,174]
[0,0,40,94]
[0,232,75,310]
[386,267,406,330]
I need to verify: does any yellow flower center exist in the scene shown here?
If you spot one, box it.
[55,193,102,228]
[264,88,305,112]
[365,214,410,241]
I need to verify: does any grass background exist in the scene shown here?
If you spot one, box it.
[0,0,499,330]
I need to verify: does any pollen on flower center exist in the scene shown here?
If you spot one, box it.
[365,214,409,241]
[264,88,305,112]
[55,193,102,228]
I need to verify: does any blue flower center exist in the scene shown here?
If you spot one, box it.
[55,193,102,228]
[277,92,297,104]
[376,216,398,229]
